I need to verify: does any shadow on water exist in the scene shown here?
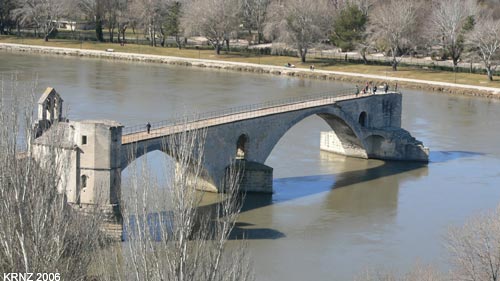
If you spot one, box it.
[429,150,484,163]
[122,150,480,241]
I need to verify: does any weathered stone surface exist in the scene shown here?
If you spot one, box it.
[122,92,428,194]
[33,87,428,216]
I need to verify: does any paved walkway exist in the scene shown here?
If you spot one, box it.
[121,91,374,144]
[1,43,499,96]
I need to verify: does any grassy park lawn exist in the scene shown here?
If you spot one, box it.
[2,35,499,89]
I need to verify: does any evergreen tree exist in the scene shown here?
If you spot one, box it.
[331,4,367,52]
[164,1,182,49]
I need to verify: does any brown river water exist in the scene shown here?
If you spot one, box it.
[1,52,500,280]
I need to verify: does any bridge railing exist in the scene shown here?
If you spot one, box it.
[122,88,358,136]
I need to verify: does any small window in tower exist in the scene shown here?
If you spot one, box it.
[82,135,87,145]
[81,175,87,188]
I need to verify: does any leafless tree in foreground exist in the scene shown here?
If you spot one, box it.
[0,79,104,280]
[368,0,420,71]
[466,14,500,81]
[99,124,253,281]
[446,204,500,281]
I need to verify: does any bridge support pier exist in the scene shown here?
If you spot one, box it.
[227,160,273,193]
[320,128,429,162]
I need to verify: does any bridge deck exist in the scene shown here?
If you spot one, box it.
[122,91,386,144]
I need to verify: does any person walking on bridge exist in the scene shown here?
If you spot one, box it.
[146,122,151,134]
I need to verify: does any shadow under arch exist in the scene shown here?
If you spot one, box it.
[259,107,369,164]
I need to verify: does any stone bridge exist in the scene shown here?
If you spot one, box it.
[33,87,428,216]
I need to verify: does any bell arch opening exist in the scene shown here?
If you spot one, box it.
[236,134,249,159]
[359,112,367,127]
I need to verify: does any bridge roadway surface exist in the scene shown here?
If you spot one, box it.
[121,90,377,144]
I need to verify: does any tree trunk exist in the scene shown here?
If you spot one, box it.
[300,48,307,63]
[362,54,368,64]
[108,28,114,43]
[487,67,493,81]
[360,48,368,64]
[122,28,127,43]
[452,57,459,72]
[149,26,154,46]
[96,21,104,42]
[176,36,182,49]
[226,39,230,53]
[391,49,398,71]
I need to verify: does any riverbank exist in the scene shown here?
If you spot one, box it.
[1,42,499,99]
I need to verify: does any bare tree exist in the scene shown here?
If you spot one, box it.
[76,0,105,41]
[129,0,167,47]
[0,80,105,280]
[264,0,333,63]
[426,0,477,71]
[466,14,500,81]
[446,204,500,281]
[181,0,240,54]
[103,0,122,43]
[98,125,253,281]
[241,0,270,44]
[368,0,421,71]
[14,0,67,41]
[115,0,132,44]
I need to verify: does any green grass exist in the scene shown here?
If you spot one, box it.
[2,35,499,89]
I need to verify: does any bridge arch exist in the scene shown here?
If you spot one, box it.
[249,106,369,164]
[121,140,166,169]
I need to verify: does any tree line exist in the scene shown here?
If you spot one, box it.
[0,0,499,79]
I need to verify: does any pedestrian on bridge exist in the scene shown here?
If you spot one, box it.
[384,83,389,93]
[146,122,151,134]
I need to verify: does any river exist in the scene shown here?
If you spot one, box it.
[1,52,500,280]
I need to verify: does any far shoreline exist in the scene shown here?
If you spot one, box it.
[1,42,499,99]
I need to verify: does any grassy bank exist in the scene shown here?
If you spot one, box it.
[1,35,500,90]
